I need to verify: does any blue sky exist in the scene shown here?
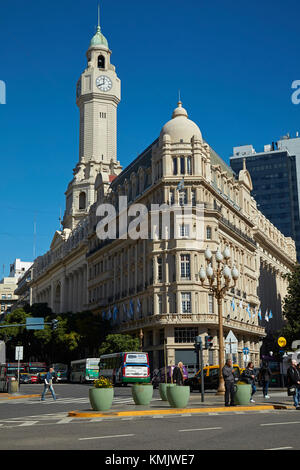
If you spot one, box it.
[0,0,299,275]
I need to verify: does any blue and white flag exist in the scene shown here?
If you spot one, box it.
[137,298,141,313]
[258,308,262,320]
[246,304,251,319]
[113,305,118,323]
[102,311,106,321]
[265,309,269,322]
[239,300,243,310]
[129,300,134,319]
[269,309,273,319]
[176,178,185,191]
[123,304,127,322]
[107,308,112,320]
[231,297,235,311]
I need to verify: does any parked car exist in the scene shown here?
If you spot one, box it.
[186,364,241,391]
[19,373,31,384]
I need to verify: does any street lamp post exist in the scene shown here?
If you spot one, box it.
[199,246,239,395]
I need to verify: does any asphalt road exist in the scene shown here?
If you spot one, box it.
[1,384,299,451]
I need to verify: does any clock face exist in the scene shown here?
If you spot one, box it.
[96,75,112,92]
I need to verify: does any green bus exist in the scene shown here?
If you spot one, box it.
[99,352,150,385]
[70,358,100,383]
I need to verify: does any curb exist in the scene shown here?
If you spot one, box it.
[68,404,291,418]
[0,394,41,400]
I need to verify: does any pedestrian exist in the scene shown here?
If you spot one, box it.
[243,362,256,402]
[222,358,236,407]
[287,359,300,410]
[41,367,56,401]
[172,362,184,385]
[259,361,272,399]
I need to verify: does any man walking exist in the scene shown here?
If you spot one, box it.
[41,367,56,401]
[222,358,236,406]
[287,359,300,410]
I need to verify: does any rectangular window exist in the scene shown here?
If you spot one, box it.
[206,226,212,239]
[181,292,191,313]
[173,158,178,175]
[174,327,198,343]
[169,189,175,205]
[187,156,192,175]
[180,157,185,175]
[179,224,190,238]
[191,190,196,206]
[157,257,163,282]
[180,254,191,279]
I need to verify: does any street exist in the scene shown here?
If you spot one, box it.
[0,384,300,451]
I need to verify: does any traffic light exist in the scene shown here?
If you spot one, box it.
[205,335,213,349]
[194,335,201,353]
[51,319,58,331]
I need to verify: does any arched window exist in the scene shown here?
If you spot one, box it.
[98,55,105,69]
[79,192,86,210]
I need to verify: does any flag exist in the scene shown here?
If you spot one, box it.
[129,300,134,319]
[137,298,141,313]
[123,304,127,322]
[107,308,112,320]
[265,309,269,322]
[239,300,243,310]
[269,310,273,319]
[102,311,106,321]
[252,307,256,319]
[176,178,185,191]
[246,304,251,319]
[113,305,118,323]
[258,308,262,320]
[231,297,235,311]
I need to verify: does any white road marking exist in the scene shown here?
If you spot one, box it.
[79,433,134,441]
[178,427,222,432]
[18,421,39,426]
[264,447,293,450]
[56,417,74,424]
[261,421,300,426]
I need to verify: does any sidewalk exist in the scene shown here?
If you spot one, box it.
[69,390,295,419]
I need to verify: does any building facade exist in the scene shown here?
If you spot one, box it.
[230,136,300,262]
[30,19,296,370]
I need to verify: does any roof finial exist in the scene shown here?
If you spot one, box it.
[178,89,182,107]
[243,157,246,170]
[97,3,101,31]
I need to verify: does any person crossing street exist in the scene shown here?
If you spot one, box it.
[41,367,57,401]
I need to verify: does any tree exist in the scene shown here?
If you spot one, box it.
[99,334,140,356]
[281,264,300,347]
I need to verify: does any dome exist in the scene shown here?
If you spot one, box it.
[89,26,109,49]
[160,101,202,143]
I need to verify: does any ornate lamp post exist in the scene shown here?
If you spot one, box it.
[199,245,239,395]
[139,329,144,352]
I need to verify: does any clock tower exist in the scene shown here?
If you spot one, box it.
[63,12,122,230]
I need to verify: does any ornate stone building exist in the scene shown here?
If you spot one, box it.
[31,19,296,370]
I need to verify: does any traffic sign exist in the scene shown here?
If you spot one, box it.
[26,318,44,330]
[15,346,23,361]
[225,330,238,354]
[243,347,249,354]
[278,337,287,348]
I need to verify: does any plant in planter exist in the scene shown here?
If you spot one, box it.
[166,385,190,408]
[89,376,114,411]
[131,382,153,405]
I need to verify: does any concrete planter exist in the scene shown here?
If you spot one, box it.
[159,383,172,401]
[89,387,114,411]
[234,383,252,405]
[167,385,190,408]
[132,383,153,405]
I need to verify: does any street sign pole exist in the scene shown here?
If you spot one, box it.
[198,338,204,403]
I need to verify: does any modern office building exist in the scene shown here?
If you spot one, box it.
[230,135,300,262]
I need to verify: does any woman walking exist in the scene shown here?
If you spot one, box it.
[259,361,272,399]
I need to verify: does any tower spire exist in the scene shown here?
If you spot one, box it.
[98,3,100,29]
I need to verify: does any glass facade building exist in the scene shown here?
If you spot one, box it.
[230,145,300,262]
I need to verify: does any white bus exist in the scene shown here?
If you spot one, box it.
[70,358,100,383]
[99,352,150,385]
